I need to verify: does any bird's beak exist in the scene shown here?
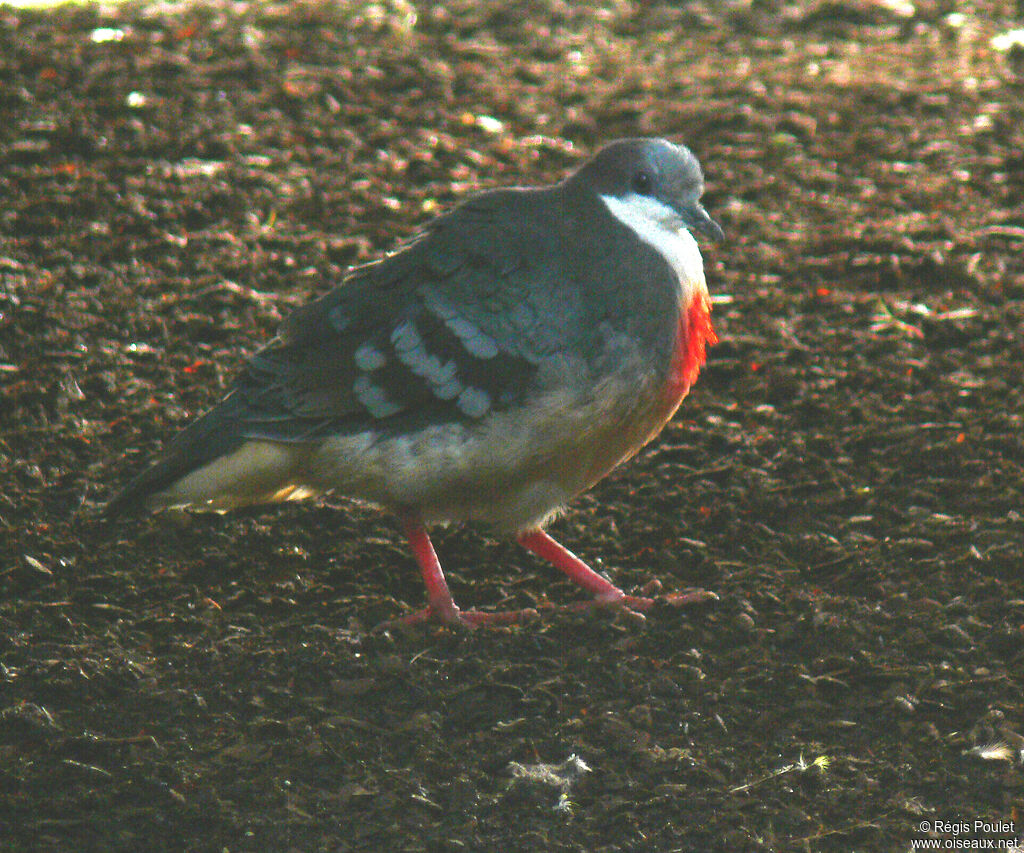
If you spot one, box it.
[681,202,724,242]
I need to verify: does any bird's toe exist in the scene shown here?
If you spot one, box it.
[376,604,540,632]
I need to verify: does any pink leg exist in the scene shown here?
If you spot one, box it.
[404,521,461,623]
[382,520,539,629]
[516,530,626,603]
[517,529,717,614]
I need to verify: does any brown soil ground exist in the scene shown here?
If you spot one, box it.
[2,1,1024,851]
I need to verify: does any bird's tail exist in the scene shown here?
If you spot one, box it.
[103,394,249,519]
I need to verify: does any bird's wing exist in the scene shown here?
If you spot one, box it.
[234,188,574,443]
[105,188,587,515]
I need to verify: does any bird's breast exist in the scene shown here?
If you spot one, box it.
[552,285,717,494]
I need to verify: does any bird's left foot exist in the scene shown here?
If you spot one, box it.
[564,580,718,621]
[626,578,720,610]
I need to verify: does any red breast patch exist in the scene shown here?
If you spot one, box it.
[664,292,717,405]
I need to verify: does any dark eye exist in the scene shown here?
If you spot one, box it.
[632,170,653,195]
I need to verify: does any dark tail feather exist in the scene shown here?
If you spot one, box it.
[104,394,249,519]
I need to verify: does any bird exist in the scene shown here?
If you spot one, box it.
[106,137,723,627]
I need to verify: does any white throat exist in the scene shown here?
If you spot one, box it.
[600,192,706,297]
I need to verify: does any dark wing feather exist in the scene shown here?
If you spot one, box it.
[230,188,584,444]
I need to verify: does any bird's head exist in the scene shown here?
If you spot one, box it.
[569,138,724,242]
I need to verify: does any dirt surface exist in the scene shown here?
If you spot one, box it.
[2,1,1024,850]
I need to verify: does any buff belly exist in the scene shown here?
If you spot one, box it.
[307,372,677,533]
